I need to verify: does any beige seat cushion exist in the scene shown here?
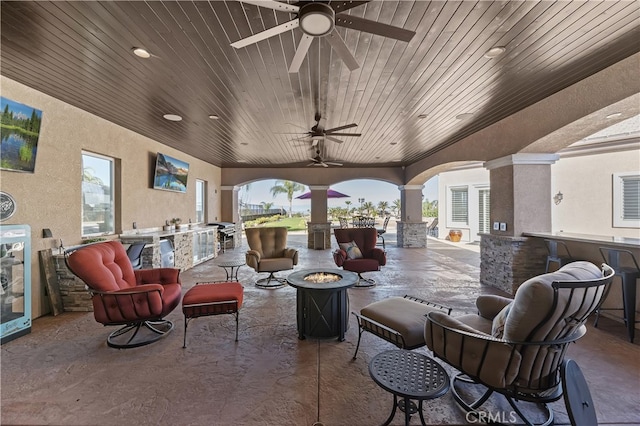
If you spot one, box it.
[361,297,446,348]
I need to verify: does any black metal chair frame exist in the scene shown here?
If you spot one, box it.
[426,264,614,426]
[352,295,452,359]
[182,281,241,348]
[595,247,640,342]
[376,216,390,250]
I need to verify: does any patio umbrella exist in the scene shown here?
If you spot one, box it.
[296,188,350,199]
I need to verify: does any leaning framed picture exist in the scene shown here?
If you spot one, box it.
[0,97,43,173]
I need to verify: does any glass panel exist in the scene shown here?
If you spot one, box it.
[0,240,25,325]
[195,179,205,223]
[451,188,468,224]
[82,153,114,236]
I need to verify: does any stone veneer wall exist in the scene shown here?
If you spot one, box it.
[306,223,332,249]
[480,234,547,294]
[396,222,427,248]
[53,255,93,312]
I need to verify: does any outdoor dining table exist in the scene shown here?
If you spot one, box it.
[352,216,375,227]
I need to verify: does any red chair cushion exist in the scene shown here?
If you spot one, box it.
[182,282,244,318]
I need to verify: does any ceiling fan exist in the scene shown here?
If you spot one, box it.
[291,112,360,144]
[308,148,343,167]
[231,0,416,73]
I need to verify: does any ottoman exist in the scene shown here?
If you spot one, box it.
[352,295,451,359]
[182,281,244,348]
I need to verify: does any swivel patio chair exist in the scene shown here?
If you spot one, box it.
[333,227,386,287]
[66,241,182,349]
[543,239,573,272]
[245,227,299,289]
[425,261,614,426]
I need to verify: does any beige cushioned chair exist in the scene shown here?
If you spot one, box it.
[245,227,298,288]
[425,261,614,426]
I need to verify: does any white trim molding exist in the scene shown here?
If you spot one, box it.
[483,153,560,170]
[398,185,425,191]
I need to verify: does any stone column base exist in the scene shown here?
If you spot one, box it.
[480,234,547,295]
[397,222,427,248]
[307,222,332,249]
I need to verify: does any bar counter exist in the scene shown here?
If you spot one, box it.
[523,231,639,334]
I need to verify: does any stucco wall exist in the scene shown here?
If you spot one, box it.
[0,77,222,319]
[551,149,640,238]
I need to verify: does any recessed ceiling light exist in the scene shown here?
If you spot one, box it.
[456,113,474,120]
[418,114,428,119]
[163,114,182,122]
[238,159,248,163]
[209,114,220,120]
[132,47,151,58]
[606,112,623,119]
[484,46,506,59]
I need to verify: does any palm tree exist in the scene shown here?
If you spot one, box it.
[377,201,389,217]
[270,180,305,217]
[345,200,352,215]
[362,201,375,217]
[392,199,401,218]
[261,201,274,214]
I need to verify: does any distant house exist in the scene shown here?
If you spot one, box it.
[437,116,640,243]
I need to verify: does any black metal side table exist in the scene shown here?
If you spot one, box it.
[369,349,450,426]
[216,259,245,281]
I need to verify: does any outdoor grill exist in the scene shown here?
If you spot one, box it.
[207,222,236,253]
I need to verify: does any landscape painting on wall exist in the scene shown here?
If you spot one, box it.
[0,97,43,173]
[153,153,189,193]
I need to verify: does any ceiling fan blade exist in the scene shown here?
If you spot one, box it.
[238,0,299,14]
[335,14,415,42]
[330,1,371,14]
[325,136,345,144]
[289,34,314,73]
[325,30,360,71]
[320,162,329,168]
[324,161,343,166]
[326,132,361,137]
[324,123,357,133]
[231,19,299,49]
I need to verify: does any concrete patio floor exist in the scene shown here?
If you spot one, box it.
[1,232,638,425]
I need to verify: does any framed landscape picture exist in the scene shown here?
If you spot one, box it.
[153,152,189,193]
[0,97,43,173]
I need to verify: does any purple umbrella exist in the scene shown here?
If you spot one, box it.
[296,188,350,199]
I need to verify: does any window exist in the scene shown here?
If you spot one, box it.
[195,179,206,223]
[82,152,114,236]
[449,186,469,226]
[613,173,640,228]
[478,189,491,233]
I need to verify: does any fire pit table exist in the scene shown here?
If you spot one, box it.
[286,268,358,341]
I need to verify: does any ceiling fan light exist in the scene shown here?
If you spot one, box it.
[163,114,182,122]
[299,3,335,37]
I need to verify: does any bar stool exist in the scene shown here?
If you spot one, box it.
[595,247,640,343]
[544,239,573,272]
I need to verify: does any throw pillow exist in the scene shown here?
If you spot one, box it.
[339,241,363,260]
[491,303,511,339]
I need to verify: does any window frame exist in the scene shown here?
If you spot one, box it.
[448,185,469,228]
[613,172,640,228]
[81,151,115,237]
[195,179,206,224]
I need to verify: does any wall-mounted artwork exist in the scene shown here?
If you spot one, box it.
[0,97,43,173]
[153,153,189,193]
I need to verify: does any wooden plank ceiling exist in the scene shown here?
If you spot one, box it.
[1,1,639,168]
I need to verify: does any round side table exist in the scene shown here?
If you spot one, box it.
[369,349,450,426]
[216,259,245,281]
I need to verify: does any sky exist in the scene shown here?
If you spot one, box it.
[240,177,438,213]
